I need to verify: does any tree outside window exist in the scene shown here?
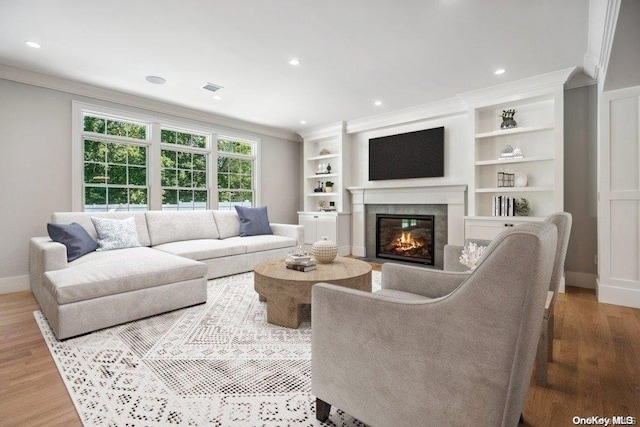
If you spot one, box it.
[161,129,210,211]
[82,115,149,211]
[217,138,255,210]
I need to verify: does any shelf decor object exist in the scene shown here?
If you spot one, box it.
[515,198,531,216]
[312,236,338,264]
[325,181,334,193]
[500,109,517,129]
[514,171,528,187]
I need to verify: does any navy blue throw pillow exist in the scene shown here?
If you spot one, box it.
[47,222,99,262]
[234,206,273,237]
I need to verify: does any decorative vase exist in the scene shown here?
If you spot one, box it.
[312,236,338,264]
[514,171,528,187]
[325,186,333,193]
[500,119,517,129]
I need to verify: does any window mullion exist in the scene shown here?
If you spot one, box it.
[149,122,163,210]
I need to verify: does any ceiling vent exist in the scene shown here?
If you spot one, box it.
[202,82,223,93]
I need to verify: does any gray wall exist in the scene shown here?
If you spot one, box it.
[0,79,300,285]
[564,84,598,279]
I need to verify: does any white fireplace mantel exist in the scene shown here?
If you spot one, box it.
[347,184,467,257]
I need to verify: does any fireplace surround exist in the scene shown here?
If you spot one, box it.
[348,184,467,270]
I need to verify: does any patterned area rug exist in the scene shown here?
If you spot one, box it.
[35,271,381,426]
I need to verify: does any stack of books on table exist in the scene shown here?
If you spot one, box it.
[285,253,317,272]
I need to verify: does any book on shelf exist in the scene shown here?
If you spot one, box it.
[286,264,317,272]
[493,195,516,216]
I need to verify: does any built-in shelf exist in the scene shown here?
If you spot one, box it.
[307,153,340,161]
[475,186,554,193]
[306,173,339,179]
[305,192,339,197]
[475,156,554,166]
[475,124,554,139]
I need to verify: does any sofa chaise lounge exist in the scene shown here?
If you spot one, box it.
[30,210,303,339]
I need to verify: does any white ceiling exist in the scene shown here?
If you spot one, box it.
[0,0,589,134]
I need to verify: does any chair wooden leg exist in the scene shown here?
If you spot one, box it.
[316,398,331,422]
[535,318,549,387]
[547,312,554,362]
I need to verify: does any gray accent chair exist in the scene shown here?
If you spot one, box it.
[312,222,558,426]
[443,212,572,386]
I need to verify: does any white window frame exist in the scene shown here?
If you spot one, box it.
[215,134,261,209]
[159,125,212,211]
[72,101,261,211]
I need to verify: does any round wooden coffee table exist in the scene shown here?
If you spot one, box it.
[254,256,372,328]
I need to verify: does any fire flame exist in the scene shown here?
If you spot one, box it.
[395,232,422,251]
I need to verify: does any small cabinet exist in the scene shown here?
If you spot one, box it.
[298,212,351,255]
[464,217,544,240]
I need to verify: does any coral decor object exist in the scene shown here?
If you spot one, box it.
[459,242,487,270]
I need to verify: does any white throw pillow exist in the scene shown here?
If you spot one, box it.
[91,216,142,251]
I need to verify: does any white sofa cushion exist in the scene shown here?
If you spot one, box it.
[52,211,152,247]
[153,239,246,261]
[43,247,207,304]
[223,235,297,253]
[146,211,219,245]
[212,210,241,239]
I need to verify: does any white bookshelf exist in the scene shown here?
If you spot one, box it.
[298,122,352,253]
[461,81,567,239]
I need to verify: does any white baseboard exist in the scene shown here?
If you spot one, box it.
[0,275,30,295]
[565,271,597,290]
[597,279,640,309]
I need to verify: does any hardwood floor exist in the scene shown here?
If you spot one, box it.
[1,280,639,426]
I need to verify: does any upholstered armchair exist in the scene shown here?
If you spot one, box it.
[442,212,572,386]
[312,222,558,426]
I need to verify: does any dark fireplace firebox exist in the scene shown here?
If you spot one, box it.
[375,214,435,265]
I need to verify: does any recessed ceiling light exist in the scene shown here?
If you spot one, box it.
[213,95,222,101]
[289,59,300,66]
[300,120,307,125]
[494,68,506,75]
[145,75,166,84]
[374,100,383,106]
[26,41,41,49]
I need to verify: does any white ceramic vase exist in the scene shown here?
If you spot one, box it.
[312,236,338,264]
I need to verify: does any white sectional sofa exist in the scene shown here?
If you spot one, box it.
[30,210,303,339]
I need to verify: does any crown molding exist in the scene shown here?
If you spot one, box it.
[298,121,345,141]
[458,67,579,107]
[598,0,622,84]
[0,64,301,142]
[344,97,467,134]
[583,53,600,80]
[566,70,598,90]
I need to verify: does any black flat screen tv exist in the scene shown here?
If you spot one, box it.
[368,126,444,181]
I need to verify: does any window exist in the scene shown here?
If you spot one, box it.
[217,138,256,210]
[82,114,149,212]
[74,102,259,212]
[160,129,210,210]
